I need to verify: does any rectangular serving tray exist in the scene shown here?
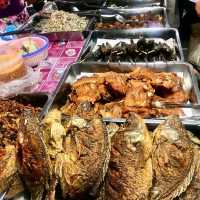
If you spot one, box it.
[41,62,200,121]
[88,7,169,30]
[79,28,184,63]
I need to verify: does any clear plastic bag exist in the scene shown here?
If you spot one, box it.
[0,67,40,98]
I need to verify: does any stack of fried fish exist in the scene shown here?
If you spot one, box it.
[1,101,200,200]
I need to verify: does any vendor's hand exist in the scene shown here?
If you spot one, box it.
[195,0,200,17]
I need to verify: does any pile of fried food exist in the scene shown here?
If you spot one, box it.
[33,11,88,32]
[1,98,200,200]
[62,67,189,118]
[96,13,164,30]
[87,38,177,62]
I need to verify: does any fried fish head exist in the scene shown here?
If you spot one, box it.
[55,117,110,199]
[18,109,51,200]
[105,113,152,200]
[151,115,199,200]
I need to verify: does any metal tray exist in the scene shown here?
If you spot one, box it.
[106,0,167,8]
[88,7,169,30]
[41,62,200,120]
[20,11,93,33]
[79,28,184,63]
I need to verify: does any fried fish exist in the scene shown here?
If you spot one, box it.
[105,113,152,200]
[178,133,200,200]
[151,116,199,200]
[18,109,51,200]
[58,117,110,199]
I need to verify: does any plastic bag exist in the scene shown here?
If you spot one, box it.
[0,67,40,98]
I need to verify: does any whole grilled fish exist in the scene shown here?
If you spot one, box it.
[150,115,199,200]
[56,116,110,199]
[105,113,153,200]
[17,109,51,200]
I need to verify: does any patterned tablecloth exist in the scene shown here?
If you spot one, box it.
[33,39,84,93]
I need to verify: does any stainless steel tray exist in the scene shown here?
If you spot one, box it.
[20,11,93,33]
[88,7,169,30]
[106,0,167,8]
[79,28,184,63]
[41,62,200,119]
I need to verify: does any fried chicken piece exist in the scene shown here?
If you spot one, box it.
[71,76,110,104]
[124,80,154,108]
[152,72,182,92]
[128,68,182,92]
[153,90,189,104]
[128,67,155,81]
[98,101,123,118]
[97,72,128,96]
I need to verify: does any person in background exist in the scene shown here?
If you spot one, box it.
[178,0,200,41]
[0,0,44,24]
[0,0,29,23]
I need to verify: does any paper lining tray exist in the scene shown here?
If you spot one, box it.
[79,28,184,63]
[106,0,167,8]
[88,7,169,30]
[41,62,200,122]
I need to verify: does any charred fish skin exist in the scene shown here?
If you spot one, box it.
[57,117,110,200]
[17,109,51,200]
[151,115,199,200]
[105,113,152,200]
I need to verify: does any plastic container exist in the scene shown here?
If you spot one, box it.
[10,35,49,67]
[0,45,40,98]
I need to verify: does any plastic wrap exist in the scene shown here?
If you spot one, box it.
[0,67,40,98]
[0,46,40,98]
